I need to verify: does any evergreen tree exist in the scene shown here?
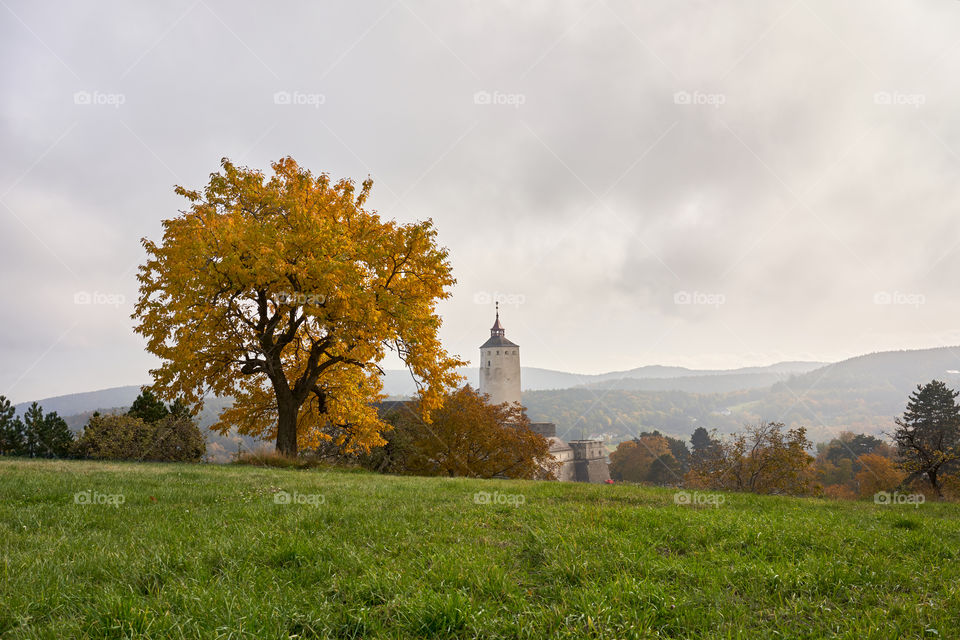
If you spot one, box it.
[0,395,25,456]
[690,426,716,459]
[168,398,192,420]
[22,402,74,458]
[22,402,44,458]
[893,380,960,497]
[127,388,170,423]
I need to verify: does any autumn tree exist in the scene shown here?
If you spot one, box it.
[854,453,906,498]
[686,421,815,495]
[609,433,681,484]
[134,157,462,456]
[892,380,960,498]
[364,387,554,479]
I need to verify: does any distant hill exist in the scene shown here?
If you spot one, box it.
[382,361,827,396]
[18,348,960,452]
[14,386,143,418]
[526,347,960,445]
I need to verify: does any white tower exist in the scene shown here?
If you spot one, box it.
[479,303,522,406]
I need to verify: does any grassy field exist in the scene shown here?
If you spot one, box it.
[1,460,959,639]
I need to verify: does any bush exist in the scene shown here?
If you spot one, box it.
[232,448,326,470]
[75,413,205,462]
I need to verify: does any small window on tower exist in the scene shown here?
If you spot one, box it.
[496,350,500,355]
[487,361,491,367]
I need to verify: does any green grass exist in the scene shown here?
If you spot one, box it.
[1,460,959,639]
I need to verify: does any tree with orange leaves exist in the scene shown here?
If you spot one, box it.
[133,157,463,456]
[369,387,554,479]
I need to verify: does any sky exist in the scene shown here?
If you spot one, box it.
[3,0,960,402]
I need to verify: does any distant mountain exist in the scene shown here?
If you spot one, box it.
[381,361,828,396]
[14,385,143,418]
[19,348,960,452]
[582,372,803,394]
[526,346,960,445]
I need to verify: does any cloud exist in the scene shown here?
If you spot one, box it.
[3,0,960,400]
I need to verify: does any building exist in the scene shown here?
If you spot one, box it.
[479,305,610,483]
[478,303,522,407]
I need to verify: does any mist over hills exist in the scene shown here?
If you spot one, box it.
[15,347,960,451]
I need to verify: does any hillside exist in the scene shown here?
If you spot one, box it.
[1,459,957,638]
[526,346,960,443]
[17,347,960,449]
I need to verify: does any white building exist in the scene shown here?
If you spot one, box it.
[477,304,609,483]
[478,303,522,407]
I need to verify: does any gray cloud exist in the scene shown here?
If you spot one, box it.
[3,0,960,401]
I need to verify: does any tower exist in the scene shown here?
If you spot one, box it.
[479,303,521,406]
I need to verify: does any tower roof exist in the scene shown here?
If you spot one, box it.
[480,302,518,348]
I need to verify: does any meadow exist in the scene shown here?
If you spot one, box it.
[1,459,958,639]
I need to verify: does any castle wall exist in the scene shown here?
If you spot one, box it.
[568,440,611,483]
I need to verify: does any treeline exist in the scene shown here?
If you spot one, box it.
[607,379,960,500]
[0,390,205,462]
[524,383,922,443]
[523,388,753,440]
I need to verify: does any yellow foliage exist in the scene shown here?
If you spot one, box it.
[133,157,464,454]
[854,453,906,498]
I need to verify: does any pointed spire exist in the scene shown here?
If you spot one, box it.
[490,301,505,337]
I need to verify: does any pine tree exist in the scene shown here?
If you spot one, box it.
[21,402,74,458]
[127,388,170,423]
[22,402,44,458]
[893,380,960,498]
[0,395,25,456]
[690,426,715,460]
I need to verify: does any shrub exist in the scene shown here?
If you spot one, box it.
[75,413,205,462]
[232,448,326,470]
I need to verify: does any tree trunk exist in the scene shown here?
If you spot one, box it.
[276,395,299,457]
[929,470,943,499]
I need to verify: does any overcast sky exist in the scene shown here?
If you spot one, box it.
[3,0,960,402]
